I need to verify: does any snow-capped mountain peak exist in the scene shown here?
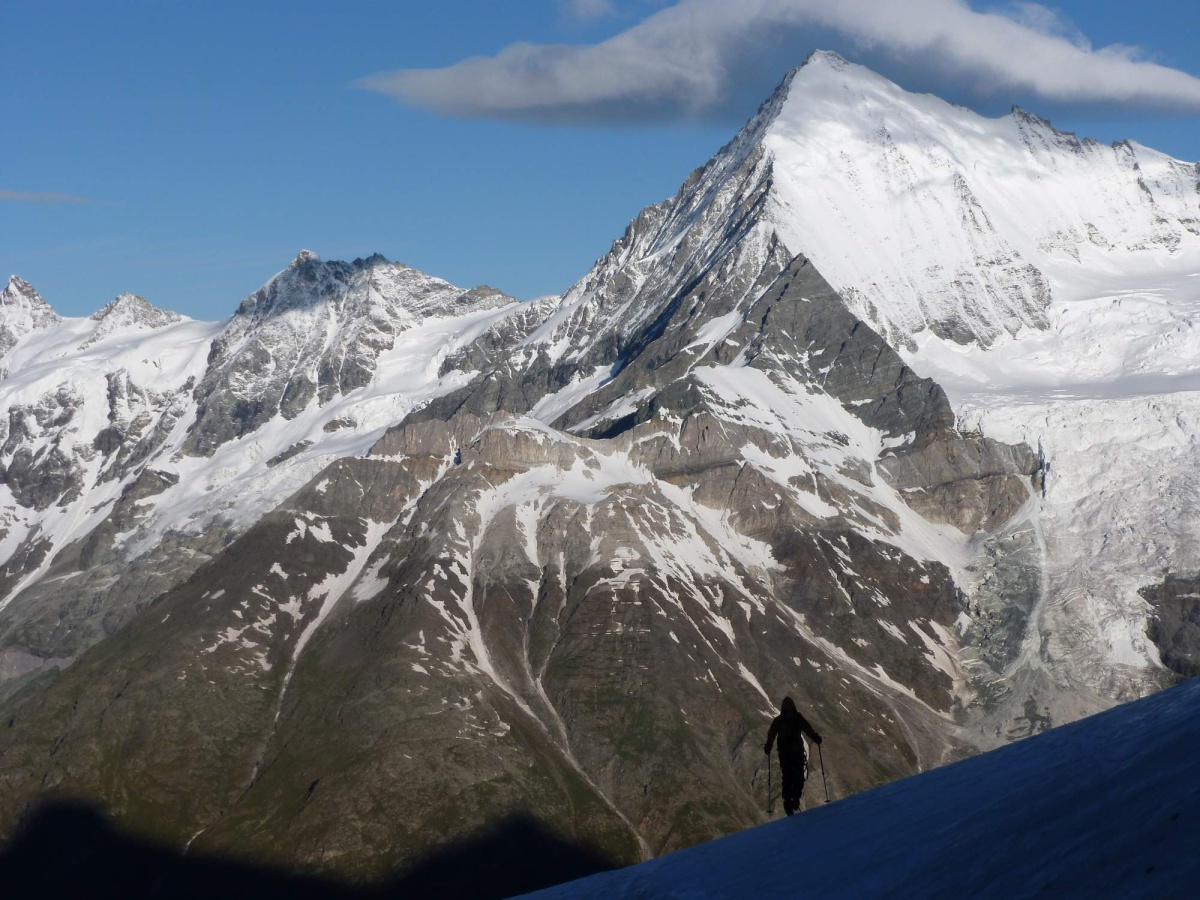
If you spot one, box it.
[759,52,1200,349]
[521,47,1199,386]
[182,251,518,456]
[2,276,46,306]
[81,293,185,349]
[0,277,62,358]
[463,50,1196,744]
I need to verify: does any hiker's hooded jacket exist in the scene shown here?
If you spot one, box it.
[764,697,821,762]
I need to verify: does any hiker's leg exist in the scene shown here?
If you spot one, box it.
[780,759,800,814]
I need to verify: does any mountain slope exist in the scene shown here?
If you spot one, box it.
[527,676,1200,899]
[0,250,1026,874]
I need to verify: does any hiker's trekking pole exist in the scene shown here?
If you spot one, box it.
[767,752,774,816]
[818,742,830,803]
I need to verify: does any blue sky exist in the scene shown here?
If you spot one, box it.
[4,0,1199,319]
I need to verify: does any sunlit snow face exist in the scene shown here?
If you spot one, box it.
[762,58,1200,354]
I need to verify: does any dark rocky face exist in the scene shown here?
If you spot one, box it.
[1141,575,1200,679]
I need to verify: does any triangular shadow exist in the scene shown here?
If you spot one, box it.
[0,801,617,900]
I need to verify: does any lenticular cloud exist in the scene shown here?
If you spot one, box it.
[358,0,1200,123]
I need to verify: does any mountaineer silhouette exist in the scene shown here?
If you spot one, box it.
[764,697,822,816]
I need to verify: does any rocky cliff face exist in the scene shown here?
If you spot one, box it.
[1141,575,1200,679]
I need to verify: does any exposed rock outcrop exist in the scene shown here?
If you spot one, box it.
[1141,574,1200,679]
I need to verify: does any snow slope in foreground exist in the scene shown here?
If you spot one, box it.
[527,677,1200,899]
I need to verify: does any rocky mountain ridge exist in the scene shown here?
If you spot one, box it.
[0,254,517,696]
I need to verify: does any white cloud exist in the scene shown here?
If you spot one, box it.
[358,0,1200,122]
[1002,2,1089,49]
[0,189,95,205]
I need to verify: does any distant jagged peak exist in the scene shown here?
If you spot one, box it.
[0,276,62,356]
[289,249,393,271]
[463,284,509,302]
[3,274,34,297]
[90,292,184,327]
[184,250,518,456]
[286,249,396,276]
[351,251,391,269]
[78,292,186,349]
[2,275,61,325]
[236,250,359,319]
[236,249,511,324]
[87,296,182,336]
